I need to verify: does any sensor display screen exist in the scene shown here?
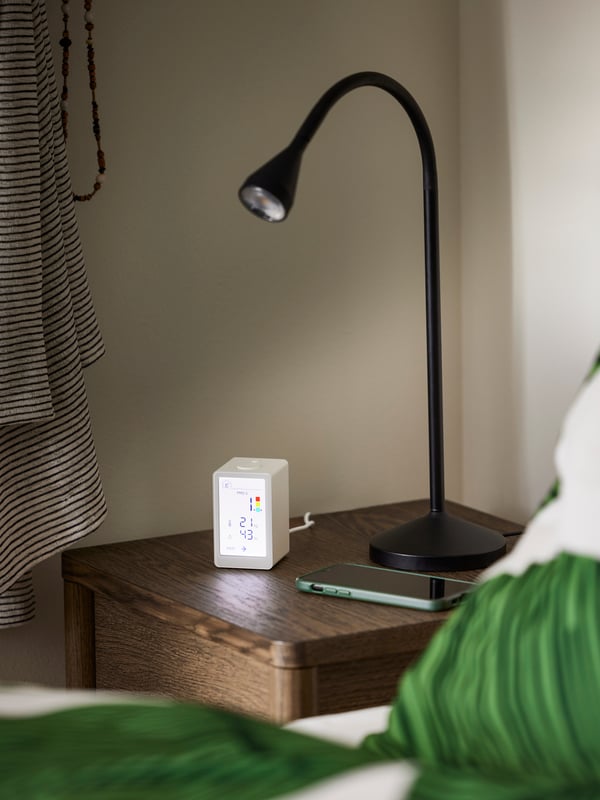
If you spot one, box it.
[218,476,267,558]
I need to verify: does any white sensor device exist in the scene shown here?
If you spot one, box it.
[213,457,289,569]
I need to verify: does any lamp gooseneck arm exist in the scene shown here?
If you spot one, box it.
[290,71,445,513]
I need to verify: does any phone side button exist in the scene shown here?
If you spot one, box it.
[323,588,338,595]
[337,590,351,596]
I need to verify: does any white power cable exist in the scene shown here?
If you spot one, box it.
[289,512,315,533]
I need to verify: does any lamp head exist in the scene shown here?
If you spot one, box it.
[238,145,303,222]
[239,186,286,222]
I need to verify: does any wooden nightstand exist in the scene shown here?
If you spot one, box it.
[62,500,519,724]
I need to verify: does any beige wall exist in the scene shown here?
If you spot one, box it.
[2,1,462,684]
[460,0,600,522]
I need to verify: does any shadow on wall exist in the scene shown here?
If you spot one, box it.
[0,557,65,685]
[459,1,521,523]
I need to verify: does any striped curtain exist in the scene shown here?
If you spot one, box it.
[0,0,106,627]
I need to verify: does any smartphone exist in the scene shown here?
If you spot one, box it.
[295,563,476,611]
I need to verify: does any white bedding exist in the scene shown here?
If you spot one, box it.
[284,705,417,799]
[285,704,392,746]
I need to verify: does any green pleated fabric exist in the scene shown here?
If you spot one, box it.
[361,551,600,798]
[0,702,382,799]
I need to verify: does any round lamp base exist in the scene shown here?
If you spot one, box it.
[369,511,507,572]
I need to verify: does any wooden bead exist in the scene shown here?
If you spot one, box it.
[60,0,105,202]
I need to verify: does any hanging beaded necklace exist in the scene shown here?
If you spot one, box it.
[60,0,106,201]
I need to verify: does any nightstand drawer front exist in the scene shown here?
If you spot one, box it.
[95,596,273,717]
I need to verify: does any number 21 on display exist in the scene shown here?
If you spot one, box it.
[239,516,255,540]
